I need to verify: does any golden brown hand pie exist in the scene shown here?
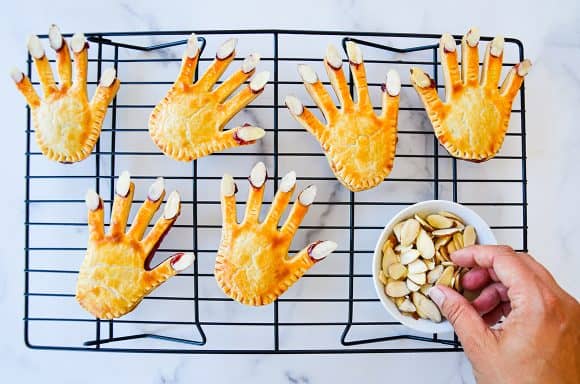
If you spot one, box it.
[410,28,531,161]
[215,162,338,306]
[11,25,120,163]
[149,34,269,161]
[76,172,194,319]
[285,41,400,192]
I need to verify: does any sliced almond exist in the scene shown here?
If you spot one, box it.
[412,292,442,322]
[394,296,405,307]
[441,261,456,267]
[426,214,454,229]
[386,281,410,298]
[406,278,421,292]
[395,244,413,253]
[425,259,435,270]
[438,211,463,222]
[453,269,463,291]
[453,232,464,250]
[416,229,435,259]
[436,266,455,287]
[463,225,477,247]
[434,235,452,249]
[432,227,461,237]
[400,218,421,246]
[398,298,416,313]
[453,220,465,231]
[378,270,388,285]
[408,259,428,274]
[382,242,398,276]
[388,263,407,280]
[420,284,433,296]
[408,272,426,285]
[427,265,444,284]
[447,240,457,255]
[414,214,434,231]
[400,249,421,265]
[393,222,404,243]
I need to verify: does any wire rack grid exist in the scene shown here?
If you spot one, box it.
[24,29,527,354]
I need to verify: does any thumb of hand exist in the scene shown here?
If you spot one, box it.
[429,285,495,356]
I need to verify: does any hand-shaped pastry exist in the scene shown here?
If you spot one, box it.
[285,42,400,192]
[215,162,338,306]
[410,28,532,161]
[76,171,195,319]
[149,34,269,161]
[11,25,120,163]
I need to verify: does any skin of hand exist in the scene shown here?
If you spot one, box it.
[428,245,580,384]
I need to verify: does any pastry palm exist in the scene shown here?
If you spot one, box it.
[285,41,401,191]
[215,162,337,306]
[149,35,269,161]
[76,172,194,319]
[11,25,120,163]
[410,28,531,161]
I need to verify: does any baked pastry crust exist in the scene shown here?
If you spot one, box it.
[214,162,337,306]
[11,25,119,163]
[76,172,194,319]
[149,34,269,161]
[286,42,400,191]
[410,28,531,161]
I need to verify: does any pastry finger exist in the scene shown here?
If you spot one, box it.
[285,95,327,141]
[281,185,316,237]
[10,69,41,108]
[85,189,104,241]
[221,124,266,149]
[440,33,462,100]
[127,178,165,241]
[381,69,400,123]
[264,171,296,228]
[410,68,446,119]
[109,171,135,236]
[461,28,481,86]
[142,191,181,254]
[221,173,238,228]
[500,60,531,102]
[145,252,195,287]
[175,33,200,86]
[345,41,371,108]
[196,38,237,92]
[324,44,354,112]
[71,33,88,90]
[243,162,267,223]
[481,36,504,90]
[90,68,120,123]
[220,71,269,124]
[48,25,72,89]
[298,64,338,123]
[289,240,337,271]
[213,53,259,103]
[27,35,56,97]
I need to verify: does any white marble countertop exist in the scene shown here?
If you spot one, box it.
[1,0,579,382]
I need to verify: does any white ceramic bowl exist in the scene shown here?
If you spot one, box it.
[372,200,497,334]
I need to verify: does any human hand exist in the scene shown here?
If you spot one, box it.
[428,245,580,384]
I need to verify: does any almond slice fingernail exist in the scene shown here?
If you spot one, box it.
[249,161,267,188]
[517,59,532,76]
[148,177,165,201]
[71,33,87,53]
[48,24,64,51]
[10,67,24,83]
[221,173,236,197]
[99,68,117,87]
[385,69,401,97]
[490,35,504,57]
[163,191,181,219]
[279,171,297,193]
[217,38,237,60]
[249,71,269,92]
[345,41,362,64]
[242,53,260,73]
[285,95,304,115]
[27,35,45,59]
[308,240,337,260]
[185,33,199,58]
[298,185,317,206]
[85,189,101,211]
[410,68,432,88]
[298,64,318,84]
[116,171,131,197]
[466,27,480,47]
[325,44,342,69]
[441,33,456,52]
[234,125,265,143]
[170,252,196,272]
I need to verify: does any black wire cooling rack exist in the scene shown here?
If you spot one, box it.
[23,29,527,354]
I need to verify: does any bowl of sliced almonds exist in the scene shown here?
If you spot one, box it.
[373,200,497,334]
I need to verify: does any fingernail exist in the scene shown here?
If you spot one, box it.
[429,286,446,307]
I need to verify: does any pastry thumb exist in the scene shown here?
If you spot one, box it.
[429,285,496,356]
